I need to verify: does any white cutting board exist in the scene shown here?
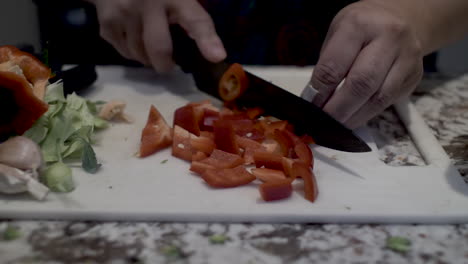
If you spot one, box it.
[1,66,468,224]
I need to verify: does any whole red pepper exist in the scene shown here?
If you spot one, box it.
[0,45,50,137]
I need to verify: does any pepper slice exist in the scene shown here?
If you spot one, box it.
[218,63,248,102]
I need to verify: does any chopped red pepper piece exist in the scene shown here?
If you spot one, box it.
[199,108,220,132]
[213,119,240,155]
[173,104,201,136]
[190,160,216,175]
[272,129,295,157]
[191,151,208,162]
[139,105,173,158]
[201,165,256,188]
[251,168,287,182]
[292,161,318,202]
[259,179,293,201]
[198,149,244,169]
[294,141,314,168]
[253,151,284,170]
[171,125,194,161]
[190,135,215,155]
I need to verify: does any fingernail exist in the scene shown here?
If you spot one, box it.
[210,41,227,60]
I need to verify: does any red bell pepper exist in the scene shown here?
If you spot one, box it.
[201,165,256,188]
[0,45,51,100]
[259,179,293,201]
[213,119,240,155]
[0,46,51,137]
[139,105,173,158]
[0,72,49,136]
[292,161,318,202]
[251,168,287,182]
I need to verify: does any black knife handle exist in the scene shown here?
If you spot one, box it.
[170,25,231,98]
[170,25,209,73]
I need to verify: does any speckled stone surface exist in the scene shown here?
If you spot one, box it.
[1,72,468,264]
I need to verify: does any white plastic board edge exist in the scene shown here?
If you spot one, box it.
[394,98,452,168]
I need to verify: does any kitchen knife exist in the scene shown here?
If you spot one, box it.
[170,26,371,153]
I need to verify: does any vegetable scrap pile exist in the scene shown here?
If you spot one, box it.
[139,100,318,203]
[0,45,129,200]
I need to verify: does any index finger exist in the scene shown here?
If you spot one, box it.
[168,0,227,63]
[310,23,363,107]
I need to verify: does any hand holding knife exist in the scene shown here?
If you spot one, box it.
[170,26,371,153]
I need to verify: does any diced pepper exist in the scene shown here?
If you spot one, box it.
[272,129,295,157]
[190,160,216,175]
[139,105,172,158]
[213,119,240,155]
[191,151,208,162]
[190,135,215,155]
[173,105,200,136]
[198,149,244,169]
[171,125,194,161]
[201,165,256,188]
[294,141,314,168]
[251,168,287,182]
[199,108,220,132]
[292,161,318,202]
[261,138,282,155]
[253,151,284,170]
[260,119,290,138]
[259,179,293,201]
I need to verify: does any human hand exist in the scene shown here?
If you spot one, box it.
[87,0,227,72]
[309,0,424,129]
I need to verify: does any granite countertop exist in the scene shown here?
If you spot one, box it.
[1,71,468,264]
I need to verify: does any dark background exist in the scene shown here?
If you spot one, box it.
[32,0,438,72]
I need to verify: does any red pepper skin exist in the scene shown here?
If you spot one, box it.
[139,105,172,158]
[0,71,48,136]
[218,63,248,102]
[292,161,319,202]
[174,105,201,136]
[0,45,51,100]
[259,179,293,201]
[213,119,240,155]
[201,165,256,188]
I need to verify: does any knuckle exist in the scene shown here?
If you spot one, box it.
[346,73,377,98]
[312,62,343,88]
[343,6,367,27]
[370,92,392,107]
[385,20,408,36]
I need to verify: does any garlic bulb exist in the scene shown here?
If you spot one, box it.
[0,136,48,200]
[0,136,43,171]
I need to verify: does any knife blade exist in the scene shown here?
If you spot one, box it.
[171,26,371,152]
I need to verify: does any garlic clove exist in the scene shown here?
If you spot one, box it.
[0,163,49,200]
[26,177,49,200]
[0,164,28,194]
[0,136,43,170]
